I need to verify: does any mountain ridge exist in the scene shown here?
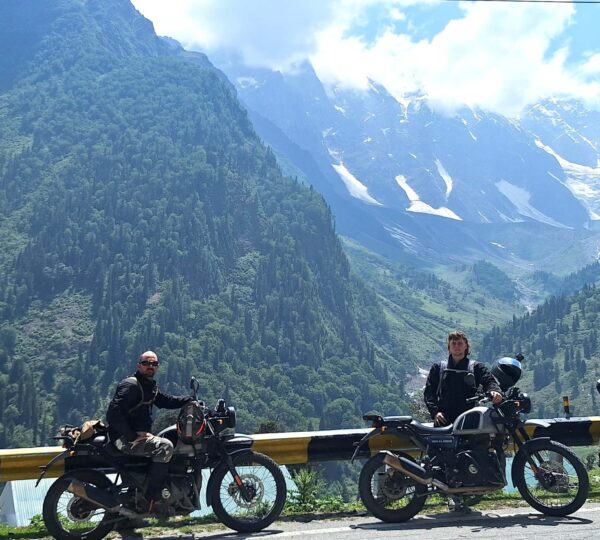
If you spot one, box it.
[207,54,600,277]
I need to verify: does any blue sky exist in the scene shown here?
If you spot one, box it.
[131,0,600,115]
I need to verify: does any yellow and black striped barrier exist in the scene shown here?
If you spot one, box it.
[0,446,66,482]
[1,416,600,482]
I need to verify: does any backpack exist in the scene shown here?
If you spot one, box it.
[176,400,206,443]
[436,359,475,398]
[125,376,159,413]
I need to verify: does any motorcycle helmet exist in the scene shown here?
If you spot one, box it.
[492,356,522,391]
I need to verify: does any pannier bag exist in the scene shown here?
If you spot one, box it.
[58,419,107,446]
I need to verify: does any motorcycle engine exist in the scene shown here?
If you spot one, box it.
[447,450,505,488]
[162,475,197,514]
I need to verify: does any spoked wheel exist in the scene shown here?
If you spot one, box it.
[358,452,428,522]
[209,451,287,533]
[42,470,117,540]
[512,439,589,516]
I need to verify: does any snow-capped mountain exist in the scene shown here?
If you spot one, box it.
[521,100,600,219]
[209,55,599,266]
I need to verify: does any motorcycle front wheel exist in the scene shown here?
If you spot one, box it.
[358,452,428,522]
[209,451,287,533]
[42,469,117,540]
[512,439,589,516]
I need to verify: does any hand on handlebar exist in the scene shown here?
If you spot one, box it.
[466,391,503,406]
[490,391,503,405]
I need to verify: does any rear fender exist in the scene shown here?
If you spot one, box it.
[35,449,71,487]
[351,428,383,462]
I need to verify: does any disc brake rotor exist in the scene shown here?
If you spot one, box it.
[227,473,265,508]
[379,469,409,500]
[66,497,97,522]
[537,460,570,493]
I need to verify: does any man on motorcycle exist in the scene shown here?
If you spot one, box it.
[424,331,502,427]
[106,350,192,513]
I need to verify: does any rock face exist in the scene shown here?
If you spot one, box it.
[213,57,597,262]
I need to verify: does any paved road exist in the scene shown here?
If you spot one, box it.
[126,503,600,540]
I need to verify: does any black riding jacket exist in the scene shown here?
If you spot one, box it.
[423,355,500,423]
[106,371,191,442]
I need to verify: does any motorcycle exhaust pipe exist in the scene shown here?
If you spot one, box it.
[382,452,450,491]
[67,480,138,518]
[382,453,503,494]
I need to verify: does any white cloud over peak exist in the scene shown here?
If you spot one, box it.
[132,0,338,69]
[313,2,599,116]
[131,0,600,116]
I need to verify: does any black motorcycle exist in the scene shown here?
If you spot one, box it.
[352,357,589,521]
[37,378,287,539]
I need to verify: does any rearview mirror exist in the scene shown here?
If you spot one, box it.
[190,377,201,398]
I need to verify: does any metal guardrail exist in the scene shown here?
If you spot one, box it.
[1,416,599,482]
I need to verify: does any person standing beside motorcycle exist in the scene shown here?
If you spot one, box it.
[424,331,502,426]
[106,350,192,513]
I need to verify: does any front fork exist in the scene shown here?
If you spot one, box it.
[216,440,253,503]
[511,426,545,476]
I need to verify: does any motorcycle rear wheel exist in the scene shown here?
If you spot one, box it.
[359,452,428,522]
[209,451,287,533]
[42,469,118,540]
[512,439,589,516]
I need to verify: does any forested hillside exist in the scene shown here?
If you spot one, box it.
[342,240,519,363]
[0,0,409,448]
[479,282,600,418]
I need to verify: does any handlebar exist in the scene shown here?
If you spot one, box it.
[465,391,499,405]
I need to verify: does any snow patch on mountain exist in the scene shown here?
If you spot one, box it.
[535,140,600,174]
[497,211,523,223]
[535,139,600,220]
[332,163,383,206]
[478,211,491,223]
[435,159,453,199]
[495,180,566,228]
[395,175,462,221]
[385,225,419,251]
[236,77,262,89]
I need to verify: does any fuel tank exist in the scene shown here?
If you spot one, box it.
[453,406,503,435]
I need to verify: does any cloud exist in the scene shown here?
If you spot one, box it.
[132,0,338,70]
[131,0,600,115]
[313,1,600,115]
[582,53,600,76]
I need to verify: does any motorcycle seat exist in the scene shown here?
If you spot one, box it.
[364,414,413,428]
[90,435,107,447]
[409,420,453,434]
[382,416,413,423]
